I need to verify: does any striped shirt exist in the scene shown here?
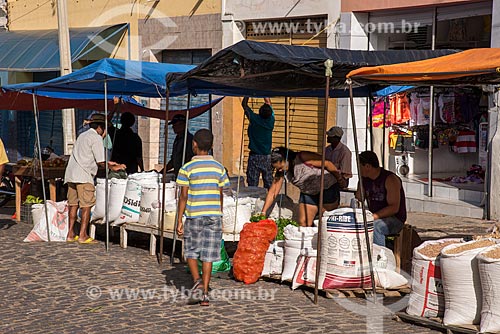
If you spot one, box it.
[176,155,230,218]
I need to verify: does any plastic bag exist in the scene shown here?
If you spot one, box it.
[233,219,278,284]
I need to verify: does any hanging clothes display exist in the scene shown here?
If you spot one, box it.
[390,93,411,125]
[409,92,430,126]
[438,94,457,124]
[371,98,391,128]
[451,130,477,153]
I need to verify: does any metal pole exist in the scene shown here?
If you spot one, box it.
[428,7,437,197]
[32,93,51,242]
[104,80,110,252]
[382,98,387,169]
[56,0,76,154]
[314,75,330,305]
[170,94,191,261]
[127,23,131,61]
[369,97,374,151]
[428,87,435,197]
[348,80,377,303]
[160,90,170,265]
[233,99,246,241]
[284,96,289,197]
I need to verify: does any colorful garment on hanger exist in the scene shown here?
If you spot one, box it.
[390,93,411,125]
[371,98,391,128]
[409,93,430,126]
[438,94,457,123]
[452,130,476,153]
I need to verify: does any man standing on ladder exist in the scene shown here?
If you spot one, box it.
[241,97,274,189]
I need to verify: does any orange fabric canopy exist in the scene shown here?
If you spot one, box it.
[347,48,500,85]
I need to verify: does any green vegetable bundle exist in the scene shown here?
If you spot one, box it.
[23,195,43,204]
[275,218,298,240]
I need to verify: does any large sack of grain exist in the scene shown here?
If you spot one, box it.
[320,208,373,289]
[233,219,277,284]
[108,178,127,222]
[281,225,318,281]
[477,245,500,334]
[441,239,498,326]
[114,178,142,224]
[255,194,296,220]
[407,239,463,318]
[92,178,109,220]
[31,203,44,226]
[261,241,285,277]
[147,199,177,229]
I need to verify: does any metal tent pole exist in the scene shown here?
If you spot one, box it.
[160,90,170,265]
[314,59,332,304]
[104,80,110,251]
[348,80,377,303]
[170,94,191,263]
[32,93,51,242]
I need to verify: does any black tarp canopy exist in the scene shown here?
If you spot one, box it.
[167,40,457,97]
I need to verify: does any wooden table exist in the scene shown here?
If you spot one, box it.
[13,165,66,222]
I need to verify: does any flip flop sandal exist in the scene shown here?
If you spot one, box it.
[78,237,98,244]
[66,236,79,243]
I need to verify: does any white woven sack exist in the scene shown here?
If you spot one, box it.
[292,248,318,290]
[108,178,127,222]
[262,241,285,277]
[24,201,69,242]
[31,204,44,226]
[222,203,253,234]
[114,179,142,224]
[441,239,498,326]
[92,178,109,220]
[477,245,500,334]
[407,238,462,318]
[281,226,317,281]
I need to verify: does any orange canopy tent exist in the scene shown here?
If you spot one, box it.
[347,48,500,86]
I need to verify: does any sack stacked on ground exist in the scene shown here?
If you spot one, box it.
[282,225,318,281]
[321,208,374,289]
[407,239,462,318]
[477,244,500,333]
[261,241,285,277]
[31,203,44,226]
[92,178,109,220]
[93,178,128,222]
[441,239,498,326]
[233,219,277,284]
[24,201,69,242]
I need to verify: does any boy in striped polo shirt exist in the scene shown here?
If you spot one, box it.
[176,129,230,306]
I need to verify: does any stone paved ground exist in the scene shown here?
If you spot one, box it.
[0,205,453,334]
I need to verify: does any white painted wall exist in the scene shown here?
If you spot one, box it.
[223,0,341,48]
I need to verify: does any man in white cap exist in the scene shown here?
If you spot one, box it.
[64,113,126,244]
[326,126,352,190]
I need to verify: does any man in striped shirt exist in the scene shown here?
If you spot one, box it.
[176,129,229,306]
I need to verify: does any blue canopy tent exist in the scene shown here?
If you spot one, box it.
[3,58,216,251]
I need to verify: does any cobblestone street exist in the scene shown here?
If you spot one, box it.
[2,208,484,334]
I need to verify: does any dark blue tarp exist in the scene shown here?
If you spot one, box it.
[4,58,195,98]
[167,40,457,97]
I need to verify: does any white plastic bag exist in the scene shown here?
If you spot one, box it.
[31,203,44,226]
[24,201,69,242]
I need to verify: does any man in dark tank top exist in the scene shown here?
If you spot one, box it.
[356,151,407,247]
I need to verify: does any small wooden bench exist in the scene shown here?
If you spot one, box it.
[387,224,421,274]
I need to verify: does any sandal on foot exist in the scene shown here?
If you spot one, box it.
[78,237,98,244]
[200,294,210,306]
[66,236,79,242]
